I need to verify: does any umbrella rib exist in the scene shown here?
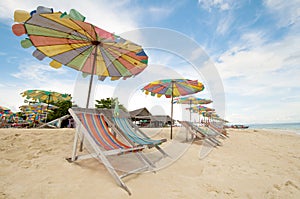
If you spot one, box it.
[25,15,90,41]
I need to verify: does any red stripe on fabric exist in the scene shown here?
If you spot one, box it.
[92,114,120,149]
[100,115,130,149]
[80,47,96,74]
[72,20,96,41]
[29,35,90,46]
[84,114,112,150]
[94,26,114,40]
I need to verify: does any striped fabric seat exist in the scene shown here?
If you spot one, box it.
[113,117,165,146]
[179,121,222,147]
[78,113,132,150]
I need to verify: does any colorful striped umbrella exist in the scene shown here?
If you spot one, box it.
[142,79,204,139]
[19,103,58,112]
[21,90,71,104]
[186,105,215,113]
[174,96,212,121]
[20,103,58,123]
[0,106,14,125]
[0,106,13,119]
[12,6,148,108]
[174,96,212,105]
[0,106,11,113]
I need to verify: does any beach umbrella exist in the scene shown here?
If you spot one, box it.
[0,106,15,126]
[19,102,58,120]
[142,79,204,139]
[186,105,215,123]
[0,106,11,113]
[0,106,13,117]
[174,96,212,122]
[21,90,69,122]
[20,103,58,124]
[201,111,218,123]
[12,6,148,108]
[187,105,215,113]
[0,106,13,118]
[21,90,71,105]
[174,96,212,105]
[19,103,58,112]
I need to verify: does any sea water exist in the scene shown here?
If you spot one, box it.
[249,122,300,135]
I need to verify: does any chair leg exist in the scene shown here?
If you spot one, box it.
[71,131,79,161]
[96,153,132,195]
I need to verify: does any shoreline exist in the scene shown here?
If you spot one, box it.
[229,127,300,136]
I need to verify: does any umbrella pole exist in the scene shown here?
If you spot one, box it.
[170,81,174,140]
[80,45,98,151]
[171,95,174,140]
[189,101,192,122]
[45,94,51,123]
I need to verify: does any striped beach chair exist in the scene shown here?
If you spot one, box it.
[112,116,169,157]
[68,108,154,195]
[179,121,222,147]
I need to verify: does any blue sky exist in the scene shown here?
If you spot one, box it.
[0,0,299,124]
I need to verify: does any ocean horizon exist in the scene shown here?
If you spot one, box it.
[248,122,300,134]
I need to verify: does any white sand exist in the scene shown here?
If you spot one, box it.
[0,128,299,198]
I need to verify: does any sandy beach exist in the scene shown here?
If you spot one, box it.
[0,127,299,198]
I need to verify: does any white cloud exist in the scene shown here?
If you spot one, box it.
[0,0,140,33]
[1,60,77,112]
[226,100,300,124]
[198,0,232,11]
[0,79,75,112]
[264,0,300,27]
[147,6,174,20]
[216,33,300,80]
[12,61,69,83]
[240,31,266,48]
[216,13,233,35]
[213,31,300,123]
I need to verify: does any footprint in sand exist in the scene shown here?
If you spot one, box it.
[18,160,32,168]
[285,180,299,190]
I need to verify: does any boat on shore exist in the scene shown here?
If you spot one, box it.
[225,124,249,129]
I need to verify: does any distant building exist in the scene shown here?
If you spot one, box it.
[149,115,172,127]
[129,107,151,127]
[129,107,172,128]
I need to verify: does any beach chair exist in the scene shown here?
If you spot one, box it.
[94,108,169,158]
[68,108,155,195]
[179,121,222,147]
[112,115,169,156]
[38,114,71,128]
[207,123,228,137]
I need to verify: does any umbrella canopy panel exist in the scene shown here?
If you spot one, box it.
[187,105,215,113]
[174,96,212,105]
[174,96,212,122]
[19,103,58,112]
[12,6,148,81]
[21,89,71,103]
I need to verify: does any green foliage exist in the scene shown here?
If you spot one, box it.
[47,100,73,121]
[95,97,127,112]
[95,98,113,109]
